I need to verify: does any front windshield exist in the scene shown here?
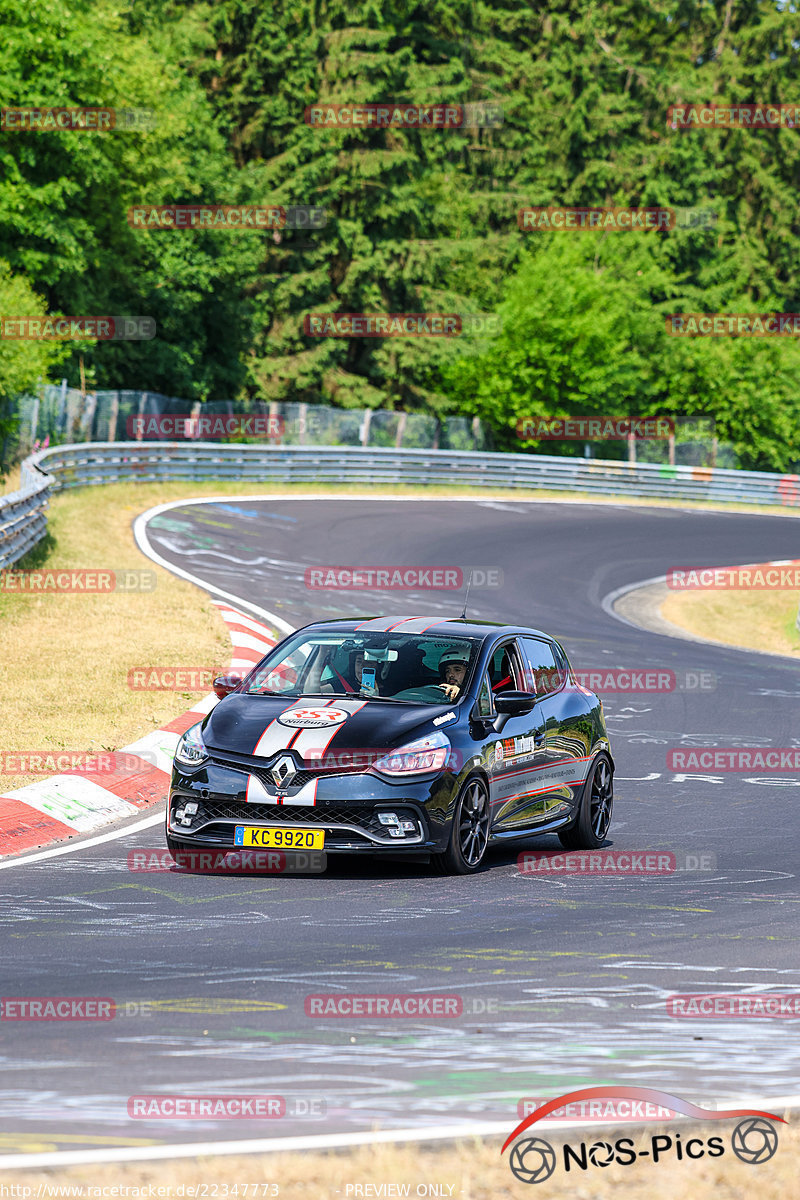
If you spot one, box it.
[245,631,479,703]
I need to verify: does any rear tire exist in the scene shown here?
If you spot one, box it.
[433,775,491,875]
[558,754,613,850]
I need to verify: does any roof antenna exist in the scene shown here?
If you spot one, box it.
[459,570,474,620]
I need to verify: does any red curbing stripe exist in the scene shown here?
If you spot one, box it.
[0,800,74,857]
[62,761,170,811]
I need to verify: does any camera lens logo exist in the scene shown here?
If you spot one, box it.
[508,1137,556,1184]
[731,1117,779,1164]
[588,1140,615,1167]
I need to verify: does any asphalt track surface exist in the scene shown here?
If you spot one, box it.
[3,496,800,1158]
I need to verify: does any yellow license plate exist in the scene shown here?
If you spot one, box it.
[234,825,325,850]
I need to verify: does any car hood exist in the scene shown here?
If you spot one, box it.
[201,694,455,763]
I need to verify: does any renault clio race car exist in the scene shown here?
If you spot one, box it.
[166,616,614,874]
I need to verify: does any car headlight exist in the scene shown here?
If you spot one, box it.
[373,731,451,777]
[174,722,207,767]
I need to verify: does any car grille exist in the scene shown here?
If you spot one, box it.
[253,771,317,793]
[197,801,380,831]
[208,756,363,798]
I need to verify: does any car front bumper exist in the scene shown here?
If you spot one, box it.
[167,760,458,855]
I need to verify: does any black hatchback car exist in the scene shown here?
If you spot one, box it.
[166,616,614,873]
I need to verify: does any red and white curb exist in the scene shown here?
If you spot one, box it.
[0,601,276,859]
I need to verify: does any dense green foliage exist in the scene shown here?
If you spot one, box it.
[2,0,799,468]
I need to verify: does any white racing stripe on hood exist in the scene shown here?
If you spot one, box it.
[290,699,368,761]
[251,700,332,758]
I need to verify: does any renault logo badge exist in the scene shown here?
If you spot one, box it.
[271,754,296,788]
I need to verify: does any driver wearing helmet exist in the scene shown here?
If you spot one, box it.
[437,648,469,701]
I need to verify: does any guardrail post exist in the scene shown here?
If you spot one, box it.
[30,395,39,445]
[395,411,407,448]
[135,392,148,441]
[108,391,119,441]
[56,379,67,437]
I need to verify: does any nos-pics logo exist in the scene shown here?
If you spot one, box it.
[502,1087,783,1184]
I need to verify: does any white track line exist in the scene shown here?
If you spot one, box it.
[0,810,164,870]
[133,500,295,636]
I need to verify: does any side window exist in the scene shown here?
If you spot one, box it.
[553,641,572,682]
[488,642,522,694]
[519,637,564,697]
[476,673,494,717]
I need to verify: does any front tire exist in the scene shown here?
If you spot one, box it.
[558,754,613,850]
[165,831,184,860]
[433,775,491,874]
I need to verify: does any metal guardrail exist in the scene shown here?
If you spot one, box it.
[0,459,54,569]
[3,440,800,572]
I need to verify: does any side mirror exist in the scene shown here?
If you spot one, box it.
[493,690,536,716]
[213,673,242,699]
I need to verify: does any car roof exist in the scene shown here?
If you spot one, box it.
[292,615,556,642]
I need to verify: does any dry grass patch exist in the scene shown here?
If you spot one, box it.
[1,1121,798,1199]
[661,589,800,658]
[0,483,233,791]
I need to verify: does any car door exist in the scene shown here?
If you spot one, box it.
[487,636,576,834]
[483,639,549,831]
[517,635,588,810]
